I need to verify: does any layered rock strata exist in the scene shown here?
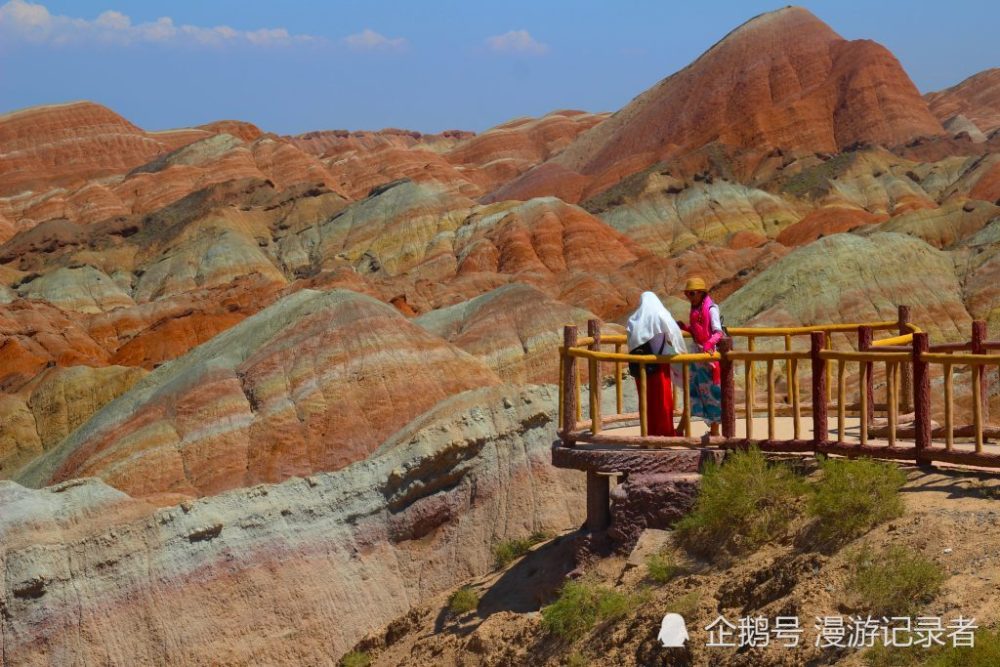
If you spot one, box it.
[0,384,583,665]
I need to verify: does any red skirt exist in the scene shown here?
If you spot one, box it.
[635,366,675,436]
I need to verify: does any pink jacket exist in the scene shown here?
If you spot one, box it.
[685,295,724,353]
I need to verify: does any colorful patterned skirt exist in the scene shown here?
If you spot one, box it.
[689,361,722,424]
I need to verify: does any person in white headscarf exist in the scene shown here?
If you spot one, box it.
[626,291,687,436]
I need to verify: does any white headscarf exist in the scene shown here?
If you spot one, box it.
[626,291,687,385]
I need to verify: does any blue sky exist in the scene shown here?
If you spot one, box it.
[0,1,996,135]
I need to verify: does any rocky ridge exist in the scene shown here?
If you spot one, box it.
[0,384,583,665]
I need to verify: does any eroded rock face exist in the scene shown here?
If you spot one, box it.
[598,180,804,255]
[953,221,1000,335]
[0,384,584,665]
[16,289,501,499]
[775,207,886,246]
[926,68,1000,135]
[415,283,603,383]
[0,365,147,478]
[723,233,971,341]
[0,102,171,197]
[868,200,1000,249]
[285,111,604,201]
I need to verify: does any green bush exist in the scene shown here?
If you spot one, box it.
[492,531,551,569]
[807,457,906,544]
[541,580,633,641]
[848,545,946,617]
[645,552,681,584]
[492,538,533,569]
[864,628,1000,667]
[564,652,589,667]
[926,628,1000,666]
[340,651,371,667]
[674,447,806,559]
[447,586,479,615]
[663,591,700,619]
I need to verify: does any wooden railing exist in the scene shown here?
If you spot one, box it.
[557,306,1000,469]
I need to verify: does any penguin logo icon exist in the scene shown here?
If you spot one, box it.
[657,613,689,648]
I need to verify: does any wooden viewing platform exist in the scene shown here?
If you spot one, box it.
[553,306,1000,531]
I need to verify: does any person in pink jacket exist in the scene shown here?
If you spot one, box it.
[677,277,724,436]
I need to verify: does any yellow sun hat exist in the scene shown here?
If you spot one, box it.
[684,276,707,292]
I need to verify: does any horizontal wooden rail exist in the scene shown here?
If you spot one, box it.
[588,323,909,348]
[727,322,899,336]
[929,342,971,352]
[872,334,914,347]
[563,348,719,364]
[819,350,911,363]
[726,350,811,362]
[922,352,1000,365]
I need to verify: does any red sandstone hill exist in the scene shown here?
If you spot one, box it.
[0,102,177,197]
[926,68,1000,135]
[286,111,606,200]
[489,6,946,205]
[0,101,602,233]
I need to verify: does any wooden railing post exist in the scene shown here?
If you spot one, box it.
[614,342,623,415]
[972,320,990,424]
[858,326,874,427]
[811,332,828,448]
[561,325,578,444]
[719,337,735,438]
[587,319,602,435]
[898,305,913,413]
[912,332,932,464]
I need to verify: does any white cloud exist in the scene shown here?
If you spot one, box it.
[343,28,406,52]
[94,10,128,31]
[0,0,318,47]
[485,29,548,55]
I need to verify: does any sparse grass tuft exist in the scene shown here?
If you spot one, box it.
[529,529,555,544]
[674,447,806,559]
[663,591,701,619]
[848,545,946,617]
[492,531,551,569]
[781,152,854,198]
[340,651,371,667]
[447,586,479,615]
[564,651,589,667]
[806,457,906,545]
[492,538,533,569]
[645,552,681,584]
[541,579,635,641]
[864,628,1000,667]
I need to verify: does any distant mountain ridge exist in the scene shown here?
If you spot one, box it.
[488,6,947,204]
